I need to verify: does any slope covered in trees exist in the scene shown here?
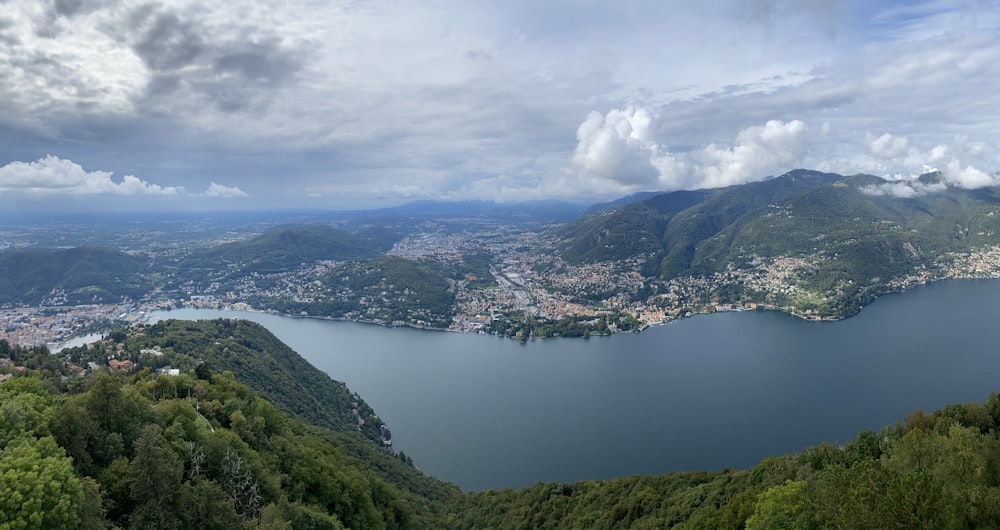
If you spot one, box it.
[558,170,1000,316]
[0,246,151,306]
[251,255,457,328]
[8,323,1000,528]
[4,328,459,529]
[185,224,399,274]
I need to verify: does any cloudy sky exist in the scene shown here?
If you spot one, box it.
[0,0,998,211]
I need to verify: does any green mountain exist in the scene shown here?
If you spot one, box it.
[250,255,457,328]
[188,224,399,274]
[9,323,1000,528]
[559,170,1000,316]
[0,246,151,306]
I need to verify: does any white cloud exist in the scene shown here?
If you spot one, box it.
[571,108,810,194]
[943,159,998,189]
[867,132,909,159]
[690,119,809,188]
[860,180,946,198]
[203,182,249,198]
[0,155,181,195]
[572,107,660,186]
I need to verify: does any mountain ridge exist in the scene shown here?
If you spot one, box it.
[556,169,1000,318]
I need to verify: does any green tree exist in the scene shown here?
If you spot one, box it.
[0,378,56,446]
[745,480,817,530]
[0,436,84,530]
[129,424,185,529]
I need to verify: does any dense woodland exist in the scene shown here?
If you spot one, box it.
[5,321,1000,528]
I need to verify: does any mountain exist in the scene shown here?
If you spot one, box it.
[583,191,664,214]
[0,246,151,306]
[188,224,398,273]
[558,169,1000,316]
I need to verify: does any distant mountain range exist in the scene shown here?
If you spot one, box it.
[558,169,1000,316]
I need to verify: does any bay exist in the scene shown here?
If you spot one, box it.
[157,279,1000,491]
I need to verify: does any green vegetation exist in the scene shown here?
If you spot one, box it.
[488,313,640,340]
[559,170,1000,317]
[0,247,151,306]
[253,256,457,328]
[9,321,1000,528]
[447,396,1000,529]
[123,319,393,447]
[449,252,497,289]
[183,224,398,274]
[4,325,458,529]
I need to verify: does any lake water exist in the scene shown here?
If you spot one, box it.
[157,279,1000,491]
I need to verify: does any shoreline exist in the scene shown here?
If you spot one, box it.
[156,281,925,340]
[47,274,1000,347]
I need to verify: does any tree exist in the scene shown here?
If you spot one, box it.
[129,424,185,529]
[0,377,56,446]
[744,480,816,530]
[195,362,213,381]
[0,436,84,530]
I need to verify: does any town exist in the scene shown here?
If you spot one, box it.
[7,223,1000,351]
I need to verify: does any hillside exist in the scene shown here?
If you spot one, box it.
[186,224,399,274]
[8,323,1000,528]
[558,169,1000,317]
[0,246,151,306]
[48,321,459,528]
[250,255,458,328]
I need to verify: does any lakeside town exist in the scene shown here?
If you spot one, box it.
[7,224,1000,350]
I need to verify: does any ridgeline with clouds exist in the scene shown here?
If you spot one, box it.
[560,168,1000,317]
[0,1,997,211]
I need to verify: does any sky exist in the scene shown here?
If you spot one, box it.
[0,0,998,211]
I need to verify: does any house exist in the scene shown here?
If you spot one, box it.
[108,359,135,372]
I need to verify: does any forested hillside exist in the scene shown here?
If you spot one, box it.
[182,224,399,274]
[2,326,458,529]
[250,255,457,328]
[559,169,1000,316]
[0,247,151,306]
[6,323,1000,528]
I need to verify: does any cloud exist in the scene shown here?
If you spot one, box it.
[691,119,809,188]
[203,182,249,198]
[0,155,181,195]
[867,132,909,159]
[943,159,999,189]
[860,179,946,198]
[572,106,660,186]
[1,1,999,209]
[571,108,809,193]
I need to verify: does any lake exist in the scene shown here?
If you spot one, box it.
[157,279,1000,491]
